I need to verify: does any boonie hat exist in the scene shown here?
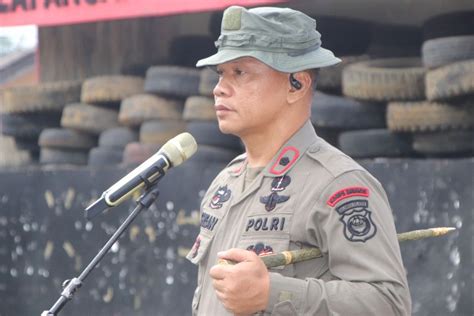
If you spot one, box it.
[196,6,341,72]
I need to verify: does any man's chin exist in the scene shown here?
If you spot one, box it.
[217,122,238,136]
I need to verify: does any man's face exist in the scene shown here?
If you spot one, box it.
[213,57,289,138]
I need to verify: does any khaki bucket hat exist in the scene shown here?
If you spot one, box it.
[197,6,341,72]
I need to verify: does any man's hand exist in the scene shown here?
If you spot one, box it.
[209,248,270,315]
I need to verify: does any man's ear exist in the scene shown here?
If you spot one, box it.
[287,71,312,103]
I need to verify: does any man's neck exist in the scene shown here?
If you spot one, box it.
[241,118,307,168]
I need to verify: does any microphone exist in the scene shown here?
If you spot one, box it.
[85,132,197,220]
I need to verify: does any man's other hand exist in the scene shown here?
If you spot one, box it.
[209,248,270,315]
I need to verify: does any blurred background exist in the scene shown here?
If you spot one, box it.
[0,0,473,315]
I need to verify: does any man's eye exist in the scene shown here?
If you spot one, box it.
[235,69,245,75]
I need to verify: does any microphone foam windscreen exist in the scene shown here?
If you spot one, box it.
[163,132,198,166]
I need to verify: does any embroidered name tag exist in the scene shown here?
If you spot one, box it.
[201,212,218,231]
[245,216,286,232]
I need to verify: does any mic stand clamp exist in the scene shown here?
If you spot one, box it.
[41,169,164,316]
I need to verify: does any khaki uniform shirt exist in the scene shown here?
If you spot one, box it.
[187,120,411,315]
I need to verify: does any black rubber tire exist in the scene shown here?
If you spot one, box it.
[1,80,81,113]
[317,55,370,93]
[387,101,474,132]
[168,35,216,67]
[145,66,201,98]
[342,58,425,102]
[81,75,144,104]
[120,63,152,77]
[61,103,119,135]
[139,120,187,145]
[311,92,386,129]
[186,121,242,150]
[1,112,61,138]
[183,96,216,121]
[15,137,40,152]
[122,142,160,166]
[38,128,97,149]
[367,23,422,58]
[199,68,219,97]
[39,148,88,165]
[311,16,371,56]
[118,94,183,126]
[422,35,474,69]
[413,131,474,156]
[339,129,413,158]
[313,126,342,148]
[425,60,474,101]
[88,147,123,166]
[422,11,474,41]
[188,145,241,164]
[98,127,138,149]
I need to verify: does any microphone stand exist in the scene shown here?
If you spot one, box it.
[41,174,163,316]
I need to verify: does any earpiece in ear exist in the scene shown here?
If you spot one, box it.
[289,73,302,90]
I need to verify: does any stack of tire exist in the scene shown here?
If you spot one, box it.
[0,80,82,164]
[386,11,474,157]
[78,75,144,166]
[118,33,241,167]
[341,57,421,158]
[320,11,474,159]
[38,76,141,166]
[183,67,243,163]
[311,17,390,152]
[120,73,187,166]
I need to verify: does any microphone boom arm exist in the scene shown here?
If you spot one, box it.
[42,177,163,316]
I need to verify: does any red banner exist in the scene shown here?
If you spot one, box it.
[0,0,286,27]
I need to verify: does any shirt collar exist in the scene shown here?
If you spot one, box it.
[262,120,319,177]
[227,153,248,177]
[227,120,320,178]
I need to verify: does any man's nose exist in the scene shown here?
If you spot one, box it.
[213,77,230,97]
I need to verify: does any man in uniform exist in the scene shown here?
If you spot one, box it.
[187,5,411,315]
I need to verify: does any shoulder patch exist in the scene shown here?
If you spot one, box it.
[327,186,369,207]
[335,199,377,242]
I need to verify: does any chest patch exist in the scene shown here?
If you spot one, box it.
[247,242,274,256]
[327,186,369,207]
[336,200,377,242]
[260,175,291,211]
[209,185,232,209]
